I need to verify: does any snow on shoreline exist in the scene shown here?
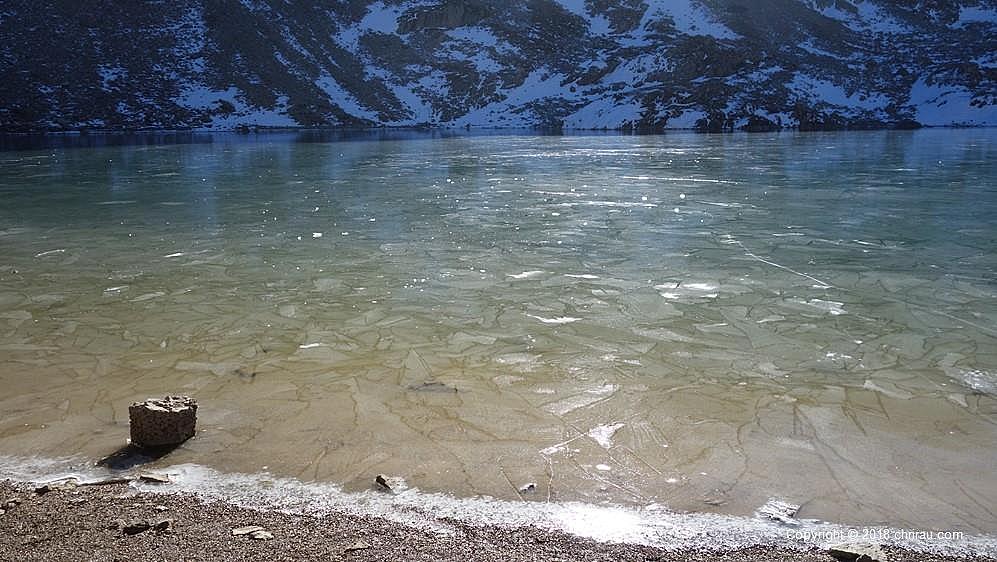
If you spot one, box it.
[1,455,996,557]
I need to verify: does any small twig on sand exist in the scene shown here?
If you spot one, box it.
[544,456,555,503]
[497,460,525,502]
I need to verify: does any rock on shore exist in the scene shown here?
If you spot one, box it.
[128,396,197,448]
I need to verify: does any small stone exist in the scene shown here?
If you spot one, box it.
[129,395,197,448]
[828,542,888,562]
[154,505,169,512]
[345,540,371,552]
[122,520,152,535]
[701,486,729,506]
[139,473,171,484]
[35,480,78,494]
[152,519,172,533]
[518,482,537,494]
[249,530,273,540]
[374,474,392,492]
[232,525,266,536]
[756,498,800,525]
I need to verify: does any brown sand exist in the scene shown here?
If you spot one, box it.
[0,481,990,562]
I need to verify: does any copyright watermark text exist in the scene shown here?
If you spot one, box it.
[792,529,965,542]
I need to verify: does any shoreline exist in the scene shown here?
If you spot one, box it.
[3,123,996,136]
[1,479,992,562]
[1,455,996,562]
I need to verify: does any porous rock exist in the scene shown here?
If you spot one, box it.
[129,396,197,448]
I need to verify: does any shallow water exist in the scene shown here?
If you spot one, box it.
[0,130,995,535]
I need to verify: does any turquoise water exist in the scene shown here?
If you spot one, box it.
[0,129,995,533]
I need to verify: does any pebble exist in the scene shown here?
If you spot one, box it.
[122,521,152,535]
[756,499,800,525]
[828,543,887,562]
[374,475,392,492]
[138,473,171,484]
[35,480,78,495]
[345,540,371,552]
[108,517,172,536]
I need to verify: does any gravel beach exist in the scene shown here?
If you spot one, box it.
[0,480,990,562]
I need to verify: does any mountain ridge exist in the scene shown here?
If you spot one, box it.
[1,0,994,132]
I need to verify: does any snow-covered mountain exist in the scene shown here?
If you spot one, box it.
[1,0,994,131]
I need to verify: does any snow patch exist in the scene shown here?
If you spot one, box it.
[97,65,127,90]
[814,1,910,34]
[177,86,299,129]
[643,0,739,39]
[789,74,889,111]
[909,78,996,126]
[564,98,642,129]
[951,6,997,28]
[666,110,706,129]
[314,74,379,121]
[454,68,576,127]
[554,0,612,34]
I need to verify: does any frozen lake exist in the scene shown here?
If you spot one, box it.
[0,129,995,537]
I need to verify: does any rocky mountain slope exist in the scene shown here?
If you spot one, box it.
[1,0,994,132]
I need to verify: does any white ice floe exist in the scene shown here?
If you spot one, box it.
[862,380,914,400]
[527,314,581,324]
[804,299,846,316]
[34,249,66,257]
[545,383,619,416]
[130,292,165,302]
[655,282,719,300]
[508,271,544,279]
[958,369,997,395]
[587,423,625,449]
